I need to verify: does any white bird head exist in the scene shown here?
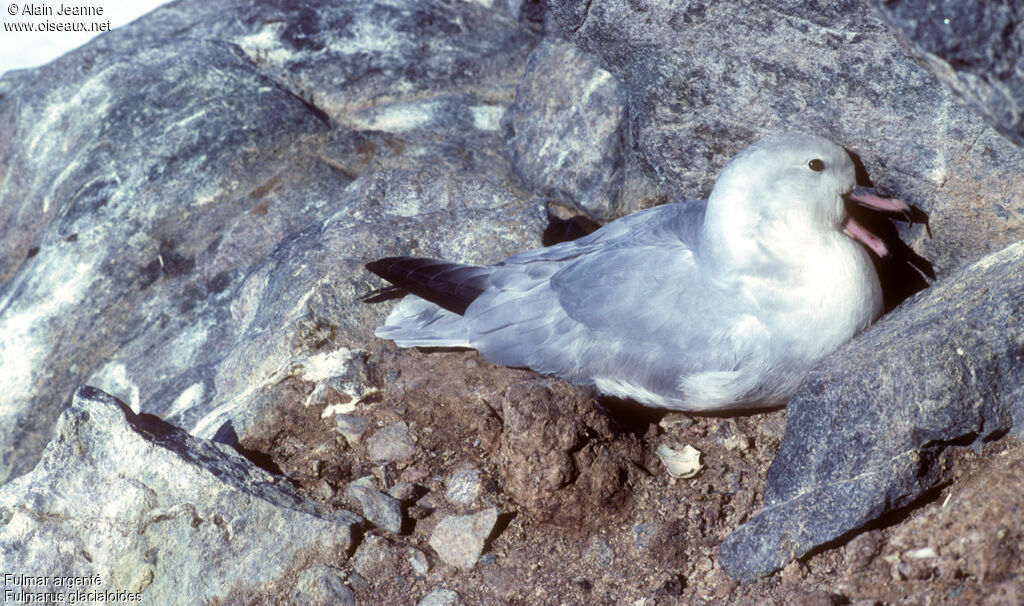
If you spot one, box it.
[702,132,909,268]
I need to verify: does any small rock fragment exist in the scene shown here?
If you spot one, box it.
[346,573,369,593]
[906,547,937,559]
[631,522,658,553]
[352,534,398,579]
[345,482,404,534]
[366,421,416,463]
[407,547,431,575]
[417,588,460,606]
[723,434,750,451]
[756,415,788,442]
[428,507,500,570]
[388,481,421,503]
[658,413,694,431]
[445,468,483,506]
[477,554,518,595]
[335,414,369,445]
[291,565,355,606]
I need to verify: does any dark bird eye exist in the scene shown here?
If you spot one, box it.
[808,159,825,172]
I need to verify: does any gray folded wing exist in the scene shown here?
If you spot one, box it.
[374,200,761,407]
[463,201,759,406]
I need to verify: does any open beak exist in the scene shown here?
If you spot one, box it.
[841,186,913,258]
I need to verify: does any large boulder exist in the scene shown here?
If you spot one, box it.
[503,36,658,221]
[0,386,364,604]
[865,0,1024,147]
[0,0,542,483]
[545,0,1024,275]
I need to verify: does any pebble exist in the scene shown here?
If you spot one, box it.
[477,554,517,596]
[335,414,369,445]
[723,434,750,451]
[346,573,369,593]
[905,546,937,559]
[290,565,355,606]
[352,534,398,579]
[366,421,416,463]
[756,415,787,442]
[408,546,432,575]
[444,468,483,506]
[345,482,405,534]
[658,413,694,431]
[388,481,422,503]
[428,507,500,570]
[417,588,461,606]
[350,474,377,489]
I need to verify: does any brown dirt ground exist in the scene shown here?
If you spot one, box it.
[234,343,1024,605]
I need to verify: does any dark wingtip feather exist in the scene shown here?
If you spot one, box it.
[364,256,406,277]
[364,256,489,315]
[360,285,407,304]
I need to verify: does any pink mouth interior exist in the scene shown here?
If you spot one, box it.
[841,187,912,258]
[842,216,889,258]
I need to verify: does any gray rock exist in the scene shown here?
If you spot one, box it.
[866,0,1024,147]
[418,588,461,606]
[0,0,543,484]
[335,414,370,446]
[366,421,417,464]
[351,534,400,580]
[0,386,363,605]
[407,546,432,576]
[546,0,1024,276]
[307,352,378,410]
[346,573,370,594]
[290,565,355,606]
[719,241,1024,582]
[444,468,484,506]
[428,507,500,570]
[345,482,405,534]
[85,0,538,142]
[350,474,378,490]
[0,34,336,484]
[350,474,378,489]
[504,37,628,220]
[388,481,422,503]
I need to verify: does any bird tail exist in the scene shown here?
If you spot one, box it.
[373,296,471,347]
[365,256,493,347]
[365,256,490,315]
